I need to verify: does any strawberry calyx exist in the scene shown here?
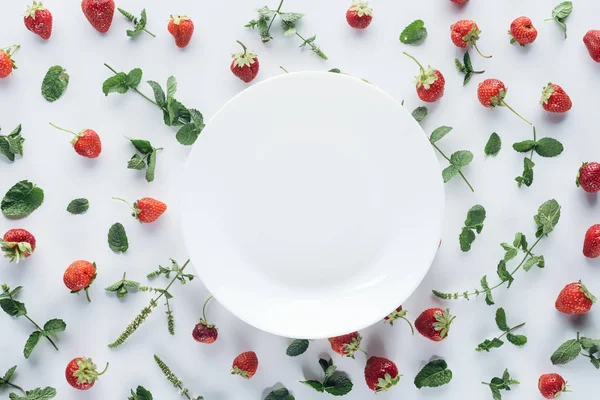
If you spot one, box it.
[384,308,415,335]
[199,295,216,328]
[112,197,143,221]
[489,88,507,108]
[72,358,109,385]
[231,366,250,379]
[232,40,257,68]
[170,15,190,25]
[342,333,366,359]
[403,52,438,90]
[0,239,33,263]
[578,281,598,303]
[349,1,373,17]
[540,82,556,105]
[25,1,45,19]
[463,26,492,58]
[576,162,588,187]
[375,372,401,392]
[432,309,455,340]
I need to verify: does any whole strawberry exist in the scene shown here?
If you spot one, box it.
[577,162,600,193]
[0,45,20,79]
[415,308,455,342]
[555,281,597,315]
[65,357,108,390]
[509,16,537,46]
[346,1,373,30]
[231,351,258,379]
[384,306,415,334]
[49,123,102,158]
[583,30,600,62]
[583,224,600,258]
[113,197,167,223]
[168,15,194,48]
[328,332,365,358]
[81,0,115,33]
[403,52,445,102]
[450,20,491,58]
[1,229,36,263]
[64,260,97,303]
[364,356,400,392]
[192,296,218,344]
[24,1,53,40]
[540,83,572,113]
[538,373,569,399]
[477,78,532,125]
[450,0,469,3]
[231,41,259,83]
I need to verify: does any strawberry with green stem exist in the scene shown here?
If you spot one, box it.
[192,295,218,344]
[403,52,445,103]
[1,229,36,263]
[450,20,491,58]
[384,306,414,335]
[65,357,109,390]
[477,78,532,125]
[113,197,166,223]
[0,45,20,79]
[63,260,96,303]
[230,40,260,83]
[328,332,367,358]
[49,122,102,158]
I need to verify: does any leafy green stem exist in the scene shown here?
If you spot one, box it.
[103,63,158,106]
[295,31,328,60]
[498,322,526,339]
[2,380,26,395]
[266,0,285,33]
[431,143,475,192]
[19,304,59,351]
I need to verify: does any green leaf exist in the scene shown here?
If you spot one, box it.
[516,158,535,188]
[66,198,89,215]
[459,228,476,252]
[1,180,44,218]
[534,199,561,237]
[495,308,509,331]
[484,133,501,156]
[512,140,536,152]
[442,165,460,183]
[552,1,573,20]
[506,333,527,346]
[323,374,353,396]
[9,387,56,400]
[0,124,25,162]
[146,80,166,107]
[102,72,130,95]
[318,358,331,374]
[286,339,309,356]
[465,205,486,226]
[450,150,473,167]
[399,20,427,44]
[127,154,146,170]
[264,386,294,400]
[2,365,17,385]
[523,255,543,272]
[463,51,473,71]
[176,123,200,145]
[476,338,504,352]
[411,106,428,123]
[463,71,473,86]
[328,68,342,73]
[430,126,452,143]
[125,68,143,88]
[188,109,204,127]
[279,12,304,23]
[481,276,494,305]
[43,319,66,335]
[166,76,177,100]
[23,331,42,359]
[551,338,581,365]
[590,357,600,369]
[41,66,69,102]
[129,385,153,400]
[496,260,513,287]
[126,9,148,37]
[534,137,564,157]
[454,58,466,73]
[490,386,502,400]
[108,223,129,253]
[300,380,324,392]
[166,98,185,126]
[580,337,600,350]
[145,150,157,182]
[414,359,452,388]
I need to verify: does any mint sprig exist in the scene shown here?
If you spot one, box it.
[41,66,69,102]
[300,358,353,396]
[551,332,600,369]
[127,138,163,182]
[514,127,563,187]
[128,385,153,400]
[429,126,475,192]
[459,205,486,252]
[0,124,24,162]
[482,369,519,400]
[118,8,155,38]
[476,308,527,352]
[8,386,56,400]
[399,20,427,44]
[454,51,484,86]
[545,2,572,38]
[105,272,143,299]
[1,180,44,218]
[0,366,25,396]
[414,359,452,389]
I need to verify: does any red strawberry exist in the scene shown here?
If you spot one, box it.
[583,224,600,258]
[384,306,415,334]
[65,357,108,390]
[509,16,537,46]
[477,78,532,125]
[113,197,167,223]
[0,45,20,79]
[583,30,600,62]
[415,308,455,342]
[577,162,600,193]
[540,83,572,113]
[403,52,445,102]
[450,0,469,3]
[63,260,97,303]
[49,123,101,158]
[328,332,365,358]
[538,373,569,399]
[364,356,400,392]
[231,351,258,379]
[450,20,491,58]
[1,229,36,263]
[192,296,218,344]
[168,15,194,48]
[346,1,373,30]
[24,1,53,40]
[231,41,259,83]
[81,0,114,33]
[555,281,597,315]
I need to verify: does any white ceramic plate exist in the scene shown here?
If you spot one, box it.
[180,72,444,339]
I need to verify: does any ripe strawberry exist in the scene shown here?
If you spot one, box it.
[384,306,415,334]
[540,83,572,113]
[1,229,36,263]
[477,79,532,125]
[63,260,97,303]
[403,52,445,102]
[0,45,20,79]
[364,356,400,392]
[509,16,537,46]
[81,0,114,33]
[24,1,53,40]
[65,357,108,390]
[192,296,218,344]
[231,41,259,83]
[450,20,491,58]
[328,332,365,358]
[583,30,600,63]
[583,224,600,258]
[415,308,455,342]
[168,15,194,48]
[113,197,167,223]
[346,1,373,30]
[538,373,569,399]
[231,351,258,379]
[450,0,469,3]
[577,162,600,193]
[49,123,102,158]
[555,281,597,315]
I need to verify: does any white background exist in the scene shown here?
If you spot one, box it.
[1,0,599,399]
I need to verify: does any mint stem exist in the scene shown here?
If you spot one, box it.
[498,322,526,339]
[143,28,156,37]
[485,236,543,293]
[266,0,285,33]
[103,63,158,106]
[431,143,475,192]
[529,126,537,160]
[3,380,26,395]
[23,314,59,351]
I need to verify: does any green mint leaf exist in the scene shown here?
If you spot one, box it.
[145,150,157,182]
[176,123,200,145]
[166,98,185,126]
[66,198,89,214]
[146,81,166,107]
[118,8,136,22]
[465,205,486,226]
[126,68,143,88]
[580,337,600,350]
[23,331,42,359]
[279,12,304,23]
[534,199,561,237]
[328,68,342,73]
[129,385,153,400]
[43,319,66,335]
[534,137,563,157]
[128,154,146,170]
[319,358,332,374]
[490,386,502,400]
[506,333,527,347]
[516,158,535,187]
[442,165,460,183]
[463,51,473,71]
[125,9,148,37]
[41,66,69,102]
[496,260,513,287]
[481,275,494,306]
[552,1,573,20]
[551,338,582,365]
[0,125,24,161]
[166,76,177,100]
[108,223,129,253]
[264,386,295,400]
[2,365,17,384]
[523,255,544,272]
[1,180,44,218]
[450,150,473,167]
[102,72,129,95]
[189,109,205,127]
[513,232,527,249]
[463,71,473,86]
[286,339,309,356]
[501,244,518,261]
[476,338,504,352]
[257,6,276,18]
[484,133,501,156]
[495,308,509,331]
[512,140,536,153]
[454,58,466,73]
[414,359,452,388]
[300,380,324,392]
[459,227,476,252]
[323,374,353,396]
[9,387,57,400]
[399,20,427,44]
[411,106,428,122]
[590,357,600,369]
[430,126,452,144]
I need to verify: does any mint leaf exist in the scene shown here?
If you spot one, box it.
[481,276,494,306]
[551,338,581,365]
[67,198,89,214]
[2,365,17,385]
[286,339,309,356]
[450,150,473,167]
[105,274,140,299]
[512,140,536,152]
[108,223,129,253]
[129,139,153,154]
[23,330,42,359]
[399,20,427,44]
[506,333,527,346]
[41,66,69,102]
[430,126,452,144]
[442,165,459,183]
[166,76,177,100]
[102,72,129,95]
[1,180,44,218]
[323,374,353,396]
[0,124,24,162]
[264,386,295,400]
[495,308,509,331]
[0,298,26,316]
[534,199,561,237]
[414,359,452,388]
[580,337,600,350]
[534,137,563,157]
[176,123,200,145]
[476,338,504,352]
[411,106,428,122]
[483,369,519,400]
[516,157,535,187]
[465,205,486,226]
[129,385,153,400]
[9,386,56,400]
[484,133,501,156]
[145,150,157,182]
[43,319,66,335]
[496,260,513,287]
[128,154,146,170]
[146,81,166,107]
[127,9,148,37]
[300,380,324,392]
[459,228,476,252]
[550,1,572,38]
[125,68,143,88]
[523,255,544,271]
